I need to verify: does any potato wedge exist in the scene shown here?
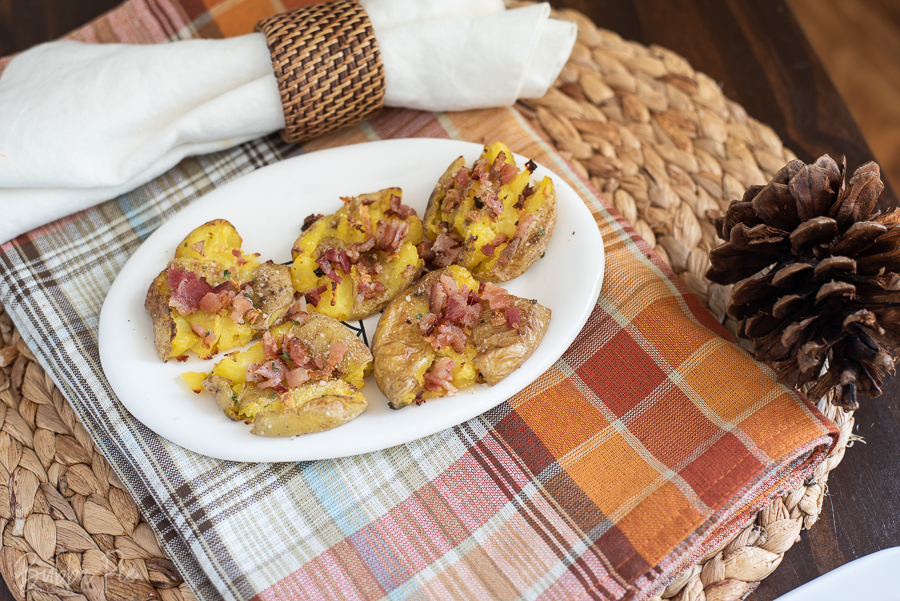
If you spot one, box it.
[185,312,373,436]
[145,219,295,361]
[422,142,557,281]
[372,265,550,409]
[291,188,424,321]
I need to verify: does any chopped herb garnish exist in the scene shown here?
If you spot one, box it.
[416,313,423,319]
[223,270,231,279]
[184,243,188,248]
[540,252,545,258]
[269,393,276,399]
[538,228,545,236]
[282,353,290,362]
[292,320,300,325]
[231,393,238,402]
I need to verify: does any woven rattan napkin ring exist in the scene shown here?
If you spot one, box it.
[256,0,385,144]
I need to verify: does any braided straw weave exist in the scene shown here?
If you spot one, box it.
[256,0,385,144]
[0,5,856,601]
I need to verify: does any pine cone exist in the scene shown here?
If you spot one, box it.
[707,156,899,410]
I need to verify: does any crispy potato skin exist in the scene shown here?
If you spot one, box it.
[471,298,551,385]
[145,272,176,362]
[291,188,423,321]
[424,142,557,282]
[250,394,368,437]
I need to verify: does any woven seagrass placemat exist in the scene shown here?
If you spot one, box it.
[0,6,854,601]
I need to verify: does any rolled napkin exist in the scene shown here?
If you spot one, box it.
[0,0,575,244]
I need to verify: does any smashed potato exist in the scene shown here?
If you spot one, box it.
[183,312,373,436]
[145,220,296,361]
[291,188,424,321]
[422,142,557,281]
[371,265,550,409]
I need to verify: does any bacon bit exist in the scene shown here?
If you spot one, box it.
[444,285,468,322]
[525,159,537,173]
[384,194,417,219]
[471,157,489,179]
[514,184,534,210]
[424,358,457,393]
[480,233,509,257]
[305,285,328,307]
[429,232,463,268]
[468,289,482,305]
[429,279,447,315]
[418,313,440,337]
[325,342,348,374]
[285,367,309,388]
[490,151,507,179]
[349,237,376,254]
[247,359,288,389]
[490,309,507,327]
[330,281,338,306]
[358,275,386,300]
[506,305,521,330]
[302,213,323,232]
[433,322,467,353]
[245,309,262,325]
[316,253,343,285]
[416,241,435,265]
[444,188,464,212]
[232,248,247,266]
[514,214,535,240]
[199,292,227,313]
[479,173,503,217]
[454,166,471,189]
[461,302,483,329]
[465,210,484,224]
[481,282,512,309]
[356,254,383,276]
[286,336,312,368]
[231,294,253,324]
[284,301,307,324]
[323,247,352,273]
[167,265,215,316]
[191,323,216,346]
[500,163,519,185]
[190,241,206,257]
[262,331,278,358]
[374,220,409,255]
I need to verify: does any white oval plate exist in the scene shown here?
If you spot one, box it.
[99,138,604,462]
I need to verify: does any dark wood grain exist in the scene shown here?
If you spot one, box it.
[1,1,898,601]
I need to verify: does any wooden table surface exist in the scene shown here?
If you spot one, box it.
[2,1,898,600]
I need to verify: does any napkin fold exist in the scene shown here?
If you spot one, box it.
[0,0,576,244]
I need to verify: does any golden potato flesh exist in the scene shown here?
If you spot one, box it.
[372,265,550,409]
[184,313,373,436]
[144,219,294,361]
[291,188,424,322]
[423,142,557,282]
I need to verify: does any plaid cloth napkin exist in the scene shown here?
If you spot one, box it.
[0,1,838,600]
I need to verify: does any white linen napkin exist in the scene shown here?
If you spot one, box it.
[0,0,575,244]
